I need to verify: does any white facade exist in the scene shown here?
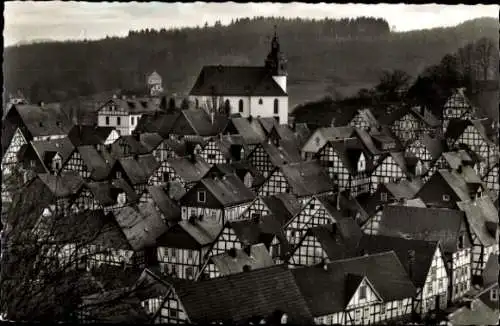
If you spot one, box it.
[191,95,288,125]
[97,107,142,136]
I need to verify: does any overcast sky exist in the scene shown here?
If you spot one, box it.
[4,2,499,46]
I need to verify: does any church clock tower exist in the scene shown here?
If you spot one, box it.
[265,26,287,93]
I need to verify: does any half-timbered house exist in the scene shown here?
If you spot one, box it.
[370,152,422,193]
[168,109,229,143]
[109,134,151,158]
[17,137,75,175]
[155,217,223,280]
[153,265,313,324]
[198,243,274,279]
[357,235,449,316]
[237,192,302,222]
[246,139,302,178]
[148,154,211,190]
[179,174,255,224]
[208,214,289,264]
[442,87,477,134]
[199,135,248,164]
[111,154,160,195]
[482,162,499,194]
[139,185,181,227]
[97,97,161,136]
[457,196,499,283]
[258,160,335,206]
[134,111,181,138]
[134,268,173,318]
[376,205,473,302]
[222,116,267,152]
[349,108,381,131]
[292,252,416,325]
[67,124,120,148]
[301,126,356,160]
[382,106,441,145]
[61,145,114,181]
[288,220,362,267]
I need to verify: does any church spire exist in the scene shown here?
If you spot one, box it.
[265,26,286,76]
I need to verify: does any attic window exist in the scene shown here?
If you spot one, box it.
[359,285,367,300]
[259,98,263,105]
[197,190,206,203]
[491,288,499,301]
[315,136,320,146]
[458,234,464,249]
[442,194,450,202]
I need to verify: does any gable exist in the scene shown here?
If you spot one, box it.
[180,182,223,209]
[302,129,328,154]
[239,197,271,220]
[346,277,383,309]
[258,169,289,197]
[290,234,327,266]
[157,289,189,323]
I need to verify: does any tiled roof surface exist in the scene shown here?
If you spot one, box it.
[201,174,256,207]
[280,161,334,197]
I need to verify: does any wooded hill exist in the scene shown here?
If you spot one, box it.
[4,16,498,109]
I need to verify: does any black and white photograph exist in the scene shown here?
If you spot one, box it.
[1,2,499,324]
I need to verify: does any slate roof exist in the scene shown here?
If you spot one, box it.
[139,132,164,152]
[37,171,84,197]
[279,161,334,197]
[67,125,116,147]
[200,174,256,207]
[134,111,182,137]
[209,162,266,189]
[354,128,381,156]
[226,117,267,144]
[357,234,439,288]
[84,181,115,207]
[156,219,223,249]
[112,203,168,251]
[317,126,356,144]
[382,180,421,200]
[75,146,113,180]
[10,104,74,137]
[145,186,181,224]
[292,252,416,316]
[260,141,302,167]
[380,105,441,127]
[329,137,374,174]
[133,268,172,302]
[457,196,498,246]
[30,137,75,168]
[257,117,279,134]
[167,155,211,183]
[445,118,471,141]
[171,109,229,137]
[261,193,302,224]
[100,98,160,114]
[447,298,499,326]
[172,265,313,324]
[436,169,477,202]
[421,134,448,161]
[189,66,286,97]
[482,254,499,286]
[110,135,150,158]
[117,154,159,185]
[209,244,275,276]
[378,204,469,254]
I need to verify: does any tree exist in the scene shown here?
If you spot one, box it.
[474,37,497,81]
[0,166,157,322]
[374,69,411,101]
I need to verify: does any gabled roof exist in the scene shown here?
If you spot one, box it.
[382,180,421,200]
[445,118,471,141]
[378,205,468,254]
[209,161,266,189]
[99,97,160,114]
[436,169,476,202]
[37,172,84,197]
[9,104,74,137]
[354,128,381,156]
[329,137,374,174]
[112,203,168,251]
[189,66,286,97]
[279,161,334,197]
[167,155,211,183]
[457,196,498,246]
[90,264,143,291]
[200,174,256,207]
[257,117,278,134]
[172,265,312,324]
[292,252,416,317]
[171,109,229,137]
[117,154,159,185]
[156,219,223,249]
[139,132,164,152]
[228,215,288,252]
[209,244,275,276]
[110,135,150,158]
[75,146,113,180]
[357,234,439,288]
[134,111,182,137]
[260,141,302,166]
[421,134,448,161]
[145,186,181,223]
[470,118,497,145]
[447,298,499,326]
[261,193,302,224]
[482,254,499,287]
[225,117,267,144]
[67,125,117,147]
[133,268,172,302]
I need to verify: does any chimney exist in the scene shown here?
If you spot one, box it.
[188,215,197,225]
[242,264,252,272]
[121,95,127,100]
[228,247,237,258]
[38,101,45,107]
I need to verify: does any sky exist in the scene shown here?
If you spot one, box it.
[4,2,499,47]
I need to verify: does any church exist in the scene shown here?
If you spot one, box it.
[189,28,289,125]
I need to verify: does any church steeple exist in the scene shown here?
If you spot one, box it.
[265,25,287,76]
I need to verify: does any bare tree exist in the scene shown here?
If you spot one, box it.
[474,37,497,81]
[0,164,157,322]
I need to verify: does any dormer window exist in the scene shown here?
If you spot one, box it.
[259,98,263,105]
[197,190,206,203]
[315,136,321,146]
[357,153,366,172]
[442,194,450,202]
[359,285,367,300]
[116,171,122,178]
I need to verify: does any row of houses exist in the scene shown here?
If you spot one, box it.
[1,85,498,324]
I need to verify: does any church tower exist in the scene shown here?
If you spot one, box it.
[265,26,287,94]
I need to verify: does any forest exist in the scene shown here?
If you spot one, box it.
[3,16,499,109]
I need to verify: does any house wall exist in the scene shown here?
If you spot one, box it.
[451,248,472,301]
[199,140,226,165]
[419,246,449,315]
[360,210,383,236]
[156,290,189,324]
[442,91,473,134]
[1,128,28,170]
[370,155,406,193]
[210,227,242,256]
[149,161,188,189]
[393,114,421,144]
[157,247,207,280]
[483,165,499,194]
[247,145,275,178]
[237,197,271,221]
[62,151,91,179]
[258,170,288,197]
[289,235,327,266]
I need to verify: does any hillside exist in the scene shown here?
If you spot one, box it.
[3,17,498,110]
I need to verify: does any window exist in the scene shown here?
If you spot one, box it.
[427,283,433,294]
[491,288,498,301]
[273,99,279,114]
[187,250,193,259]
[309,203,315,210]
[116,171,122,178]
[431,266,437,281]
[380,304,386,315]
[208,154,216,160]
[197,190,206,203]
[169,309,178,318]
[359,285,367,300]
[398,301,403,310]
[458,234,464,249]
[380,192,388,201]
[105,116,110,125]
[442,194,450,202]
[438,279,443,290]
[186,267,194,279]
[30,160,36,168]
[238,99,244,113]
[117,117,121,126]
[163,172,170,182]
[131,117,135,125]
[170,248,176,258]
[251,213,261,220]
[195,99,199,108]
[258,98,263,105]
[315,136,321,146]
[355,309,362,321]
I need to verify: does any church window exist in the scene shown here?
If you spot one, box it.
[274,99,279,114]
[239,99,244,113]
[259,98,263,105]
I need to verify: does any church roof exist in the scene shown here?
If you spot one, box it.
[189,66,286,97]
